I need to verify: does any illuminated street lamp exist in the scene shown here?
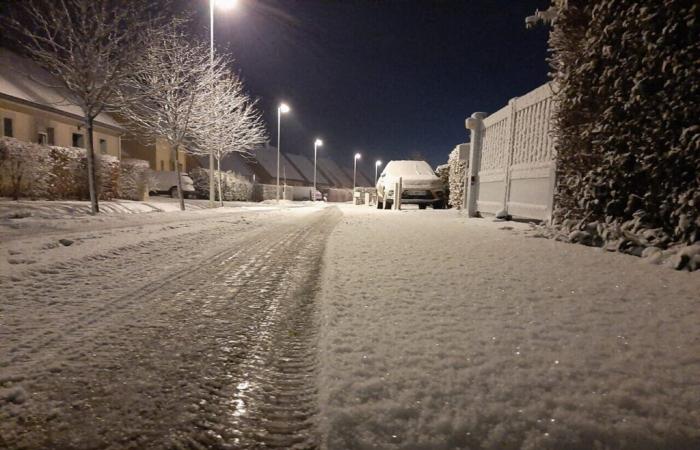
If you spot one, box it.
[313,138,323,200]
[375,160,382,185]
[353,153,361,195]
[276,103,291,201]
[208,0,238,207]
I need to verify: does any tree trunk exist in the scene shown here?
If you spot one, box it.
[217,156,223,207]
[85,118,99,214]
[173,145,185,211]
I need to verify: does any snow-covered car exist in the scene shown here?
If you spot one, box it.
[376,160,446,209]
[149,171,196,198]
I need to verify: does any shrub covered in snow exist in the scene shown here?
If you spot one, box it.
[0,137,120,201]
[435,163,450,206]
[189,167,252,201]
[547,1,699,268]
[447,146,467,209]
[119,159,151,201]
[0,138,50,199]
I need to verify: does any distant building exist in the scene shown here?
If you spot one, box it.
[0,48,123,157]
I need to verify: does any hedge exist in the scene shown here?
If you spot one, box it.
[0,137,140,201]
[547,1,699,269]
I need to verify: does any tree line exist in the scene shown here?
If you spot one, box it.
[5,0,267,212]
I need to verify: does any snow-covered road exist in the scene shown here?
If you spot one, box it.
[1,202,699,450]
[1,204,339,449]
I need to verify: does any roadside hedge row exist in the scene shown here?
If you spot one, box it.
[189,167,253,201]
[547,0,699,269]
[0,137,147,201]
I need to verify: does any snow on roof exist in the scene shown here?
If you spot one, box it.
[284,153,330,185]
[0,48,122,130]
[218,152,255,178]
[317,157,354,188]
[252,146,306,183]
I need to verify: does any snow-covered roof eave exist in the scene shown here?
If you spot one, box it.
[0,92,126,133]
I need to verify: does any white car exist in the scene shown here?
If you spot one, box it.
[149,171,196,198]
[376,160,446,209]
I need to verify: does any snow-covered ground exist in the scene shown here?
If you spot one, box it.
[1,200,698,449]
[318,205,700,450]
[1,201,337,449]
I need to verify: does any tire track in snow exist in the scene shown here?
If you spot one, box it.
[1,215,269,368]
[0,206,340,450]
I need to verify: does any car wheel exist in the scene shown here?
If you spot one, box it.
[170,187,178,199]
[419,204,427,210]
[433,201,445,209]
[377,199,384,209]
[384,200,393,210]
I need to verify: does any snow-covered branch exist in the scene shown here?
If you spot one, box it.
[6,0,169,214]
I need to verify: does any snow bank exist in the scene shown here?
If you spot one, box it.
[318,206,700,450]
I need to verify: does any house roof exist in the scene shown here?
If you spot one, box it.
[213,152,256,178]
[0,48,123,131]
[252,146,306,183]
[284,153,330,185]
[317,157,354,188]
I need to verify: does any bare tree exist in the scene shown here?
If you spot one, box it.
[191,73,267,206]
[119,26,225,211]
[6,0,164,214]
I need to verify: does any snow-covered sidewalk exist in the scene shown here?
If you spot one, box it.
[318,205,700,450]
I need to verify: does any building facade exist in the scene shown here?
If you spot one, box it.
[0,48,123,156]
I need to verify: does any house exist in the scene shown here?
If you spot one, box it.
[121,136,188,173]
[247,145,308,186]
[284,152,331,188]
[0,48,124,156]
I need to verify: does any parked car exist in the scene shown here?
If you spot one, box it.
[149,171,196,198]
[376,160,446,209]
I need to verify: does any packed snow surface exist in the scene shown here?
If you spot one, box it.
[318,206,700,450]
[1,201,337,449]
[1,200,698,449]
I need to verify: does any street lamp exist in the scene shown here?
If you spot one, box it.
[276,103,291,201]
[209,0,238,207]
[353,153,361,195]
[313,138,323,200]
[375,160,382,185]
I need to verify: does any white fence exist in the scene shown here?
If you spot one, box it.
[464,83,557,221]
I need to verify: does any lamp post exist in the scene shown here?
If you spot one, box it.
[209,0,237,207]
[313,138,323,200]
[353,153,361,196]
[276,103,290,201]
[375,160,382,185]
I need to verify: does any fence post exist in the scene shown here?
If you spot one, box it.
[397,177,402,210]
[502,98,519,214]
[464,112,487,217]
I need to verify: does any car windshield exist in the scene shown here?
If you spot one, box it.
[386,161,434,176]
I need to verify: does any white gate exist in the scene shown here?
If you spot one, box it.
[465,83,557,221]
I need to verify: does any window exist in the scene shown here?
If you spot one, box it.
[72,133,84,148]
[38,132,48,145]
[3,118,13,137]
[178,162,183,172]
[170,160,175,171]
[99,139,107,154]
[47,127,55,145]
[160,160,164,171]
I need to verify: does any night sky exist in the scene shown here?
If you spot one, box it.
[193,0,552,170]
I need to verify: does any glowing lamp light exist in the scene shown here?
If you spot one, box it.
[214,0,238,10]
[355,153,361,160]
[279,103,290,113]
[315,138,323,146]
